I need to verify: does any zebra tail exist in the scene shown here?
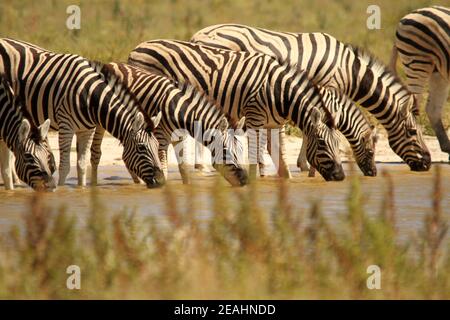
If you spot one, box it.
[389,45,398,76]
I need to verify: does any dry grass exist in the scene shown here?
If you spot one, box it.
[0,167,448,299]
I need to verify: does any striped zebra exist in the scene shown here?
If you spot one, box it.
[269,88,379,177]
[128,40,345,181]
[0,73,56,191]
[191,24,431,172]
[90,62,248,186]
[0,38,164,188]
[390,6,450,158]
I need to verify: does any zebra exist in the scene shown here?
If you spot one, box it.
[89,62,248,186]
[190,24,431,172]
[390,6,450,159]
[260,87,378,177]
[128,40,345,181]
[0,73,56,191]
[0,38,164,188]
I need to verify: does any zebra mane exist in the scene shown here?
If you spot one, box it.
[348,45,419,114]
[0,73,44,142]
[278,61,336,129]
[88,60,157,132]
[348,45,412,95]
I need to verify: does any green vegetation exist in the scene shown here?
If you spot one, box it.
[0,167,448,299]
[0,0,448,135]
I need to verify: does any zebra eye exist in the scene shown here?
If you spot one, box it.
[368,150,374,156]
[137,144,148,153]
[407,128,417,136]
[23,153,35,162]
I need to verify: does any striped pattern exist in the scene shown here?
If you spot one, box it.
[91,62,248,186]
[0,73,56,190]
[191,24,431,171]
[0,38,164,188]
[303,88,378,176]
[391,6,450,155]
[128,40,345,181]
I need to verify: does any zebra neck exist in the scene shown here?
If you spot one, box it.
[94,89,137,143]
[0,99,22,151]
[322,89,369,140]
[265,68,321,132]
[165,89,224,145]
[345,52,405,129]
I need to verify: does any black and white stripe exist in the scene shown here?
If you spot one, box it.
[0,38,164,188]
[0,73,56,190]
[390,6,450,157]
[128,40,344,181]
[91,62,248,186]
[297,88,378,176]
[191,24,431,171]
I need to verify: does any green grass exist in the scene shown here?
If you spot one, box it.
[0,167,448,299]
[0,0,448,136]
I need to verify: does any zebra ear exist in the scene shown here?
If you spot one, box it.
[218,117,229,133]
[371,127,379,143]
[18,119,31,143]
[132,112,145,132]
[38,119,51,140]
[400,99,411,118]
[332,107,342,123]
[235,117,246,130]
[151,111,162,129]
[311,107,322,127]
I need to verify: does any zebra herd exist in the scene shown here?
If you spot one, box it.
[0,6,448,191]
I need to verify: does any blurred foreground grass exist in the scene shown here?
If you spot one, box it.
[0,167,448,299]
[0,0,449,135]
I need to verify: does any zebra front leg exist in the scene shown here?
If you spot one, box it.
[58,127,74,186]
[173,136,191,184]
[76,130,95,187]
[90,127,105,186]
[247,129,260,181]
[268,126,292,179]
[426,73,450,156]
[12,159,20,185]
[297,135,310,171]
[259,129,268,177]
[194,141,207,172]
[0,141,14,190]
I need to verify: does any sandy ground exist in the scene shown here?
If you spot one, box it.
[46,131,449,175]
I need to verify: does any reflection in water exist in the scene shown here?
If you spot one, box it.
[0,164,449,240]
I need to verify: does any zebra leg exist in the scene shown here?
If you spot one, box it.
[268,127,292,179]
[0,141,14,190]
[58,127,74,186]
[158,135,171,181]
[76,130,95,187]
[308,166,316,177]
[11,157,20,185]
[90,127,105,186]
[426,72,450,155]
[259,129,267,177]
[194,141,206,172]
[297,135,310,171]
[173,136,191,184]
[247,129,259,181]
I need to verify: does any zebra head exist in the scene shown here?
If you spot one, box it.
[14,118,56,191]
[354,126,378,176]
[0,75,56,191]
[305,107,345,181]
[122,111,165,188]
[209,116,248,186]
[388,96,431,171]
